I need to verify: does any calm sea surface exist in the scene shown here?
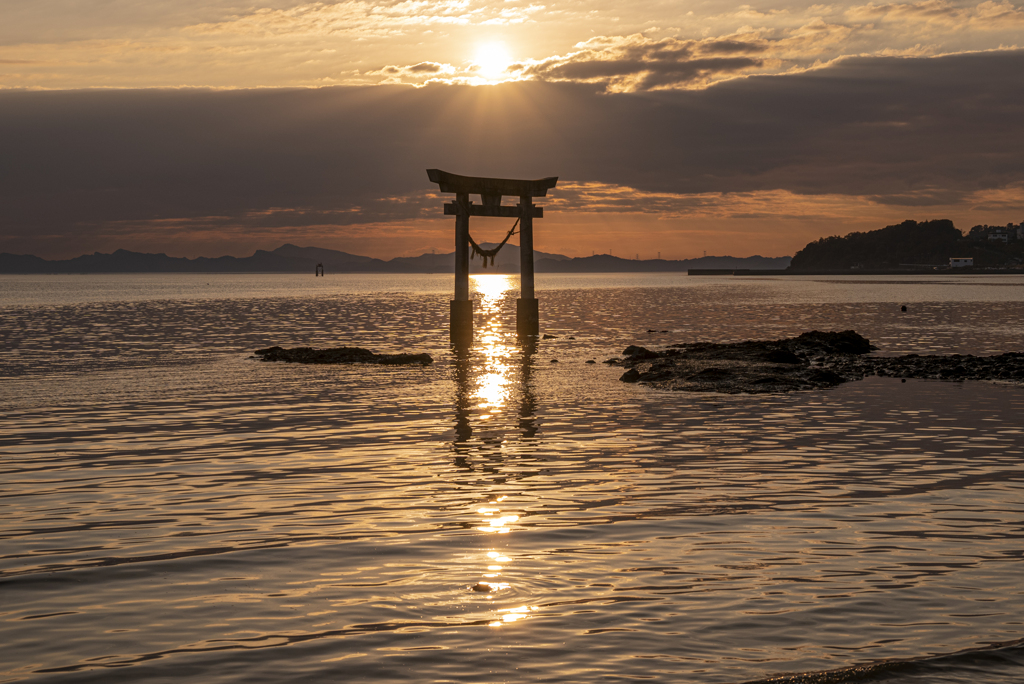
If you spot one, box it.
[2,273,1024,683]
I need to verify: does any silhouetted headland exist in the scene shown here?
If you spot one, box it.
[254,346,432,365]
[613,330,1024,393]
[786,219,1024,272]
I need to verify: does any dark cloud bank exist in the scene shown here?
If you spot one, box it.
[1,50,1022,253]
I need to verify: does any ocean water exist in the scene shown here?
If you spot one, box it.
[2,272,1024,683]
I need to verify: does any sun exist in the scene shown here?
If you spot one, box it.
[474,42,512,81]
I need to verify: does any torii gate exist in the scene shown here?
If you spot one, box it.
[427,169,558,346]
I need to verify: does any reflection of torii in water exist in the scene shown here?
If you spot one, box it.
[426,169,558,346]
[451,344,538,468]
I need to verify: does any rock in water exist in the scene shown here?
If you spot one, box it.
[622,345,660,360]
[616,330,1024,394]
[254,346,432,365]
[620,368,641,383]
[788,330,874,355]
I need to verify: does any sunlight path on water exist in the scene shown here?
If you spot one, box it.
[1,274,1023,683]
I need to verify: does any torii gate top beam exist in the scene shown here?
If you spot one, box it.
[427,169,558,199]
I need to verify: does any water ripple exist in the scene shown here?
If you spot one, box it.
[1,274,1023,683]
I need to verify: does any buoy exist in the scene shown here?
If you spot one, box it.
[901,305,907,312]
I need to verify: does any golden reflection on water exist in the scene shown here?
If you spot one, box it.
[458,275,539,627]
[470,274,517,413]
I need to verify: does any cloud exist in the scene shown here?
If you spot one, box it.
[370,61,457,81]
[0,49,1021,256]
[515,34,768,91]
[362,32,774,91]
[358,34,768,90]
[403,61,453,74]
[846,0,1024,28]
[360,14,894,92]
[185,0,477,38]
[4,1,1022,90]
[355,18,859,91]
[546,181,1024,222]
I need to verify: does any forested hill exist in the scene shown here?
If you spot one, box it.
[788,219,1020,271]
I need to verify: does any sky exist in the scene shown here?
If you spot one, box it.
[1,0,1023,260]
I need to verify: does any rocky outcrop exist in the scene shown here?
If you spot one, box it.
[828,351,1024,383]
[614,330,1024,393]
[254,346,432,365]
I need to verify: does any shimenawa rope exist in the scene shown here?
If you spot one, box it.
[468,217,519,268]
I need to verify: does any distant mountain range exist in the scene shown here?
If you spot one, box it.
[0,243,791,274]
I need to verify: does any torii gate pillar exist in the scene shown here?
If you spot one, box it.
[517,194,538,340]
[452,192,472,346]
[427,169,558,347]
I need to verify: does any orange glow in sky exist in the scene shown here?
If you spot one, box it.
[1,0,1022,260]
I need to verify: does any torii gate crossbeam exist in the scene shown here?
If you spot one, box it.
[427,169,558,346]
